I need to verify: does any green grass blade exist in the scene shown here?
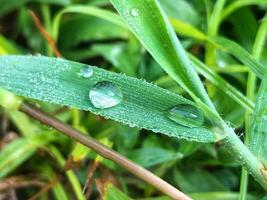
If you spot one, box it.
[170,18,207,41]
[0,132,55,178]
[52,5,128,40]
[212,36,266,78]
[170,18,266,79]
[249,77,267,167]
[0,55,218,142]
[189,54,254,112]
[109,0,215,110]
[0,0,69,17]
[221,0,267,21]
[49,145,86,200]
[103,183,133,200]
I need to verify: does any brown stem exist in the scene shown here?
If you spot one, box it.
[29,10,62,58]
[83,160,100,199]
[19,103,192,200]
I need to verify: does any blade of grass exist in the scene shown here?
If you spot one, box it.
[0,55,217,142]
[171,17,266,79]
[109,0,216,112]
[109,0,267,190]
[239,15,267,200]
[205,0,226,66]
[48,145,86,200]
[211,36,266,78]
[0,132,55,178]
[221,0,267,21]
[189,54,254,113]
[51,5,258,112]
[249,77,267,166]
[52,5,128,40]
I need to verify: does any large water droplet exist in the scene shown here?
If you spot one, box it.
[130,8,139,17]
[166,104,204,128]
[89,81,123,109]
[80,65,93,78]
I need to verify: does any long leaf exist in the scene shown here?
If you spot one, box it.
[221,0,267,21]
[189,54,254,112]
[0,55,218,142]
[212,36,266,78]
[109,0,215,111]
[249,77,267,166]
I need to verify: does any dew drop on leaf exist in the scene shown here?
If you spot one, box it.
[166,104,204,128]
[80,65,93,78]
[89,81,123,109]
[130,8,139,17]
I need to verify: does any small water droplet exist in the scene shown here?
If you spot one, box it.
[166,104,204,128]
[89,81,123,109]
[130,8,139,17]
[80,65,93,78]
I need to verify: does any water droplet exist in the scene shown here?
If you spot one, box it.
[166,104,204,128]
[89,81,123,109]
[80,65,93,78]
[130,8,139,17]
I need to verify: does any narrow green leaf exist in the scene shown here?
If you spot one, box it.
[0,132,55,178]
[0,55,218,142]
[0,35,21,55]
[212,36,266,78]
[170,18,207,41]
[249,77,267,166]
[52,5,128,40]
[127,147,183,168]
[103,183,133,200]
[109,0,215,110]
[49,145,86,200]
[0,0,70,16]
[170,18,266,80]
[221,0,267,21]
[189,54,254,112]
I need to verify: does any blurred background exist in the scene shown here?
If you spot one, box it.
[0,0,267,199]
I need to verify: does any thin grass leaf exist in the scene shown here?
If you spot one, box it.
[0,55,218,142]
[103,183,133,200]
[211,36,266,78]
[0,0,70,16]
[189,54,254,112]
[249,77,267,167]
[0,35,21,55]
[40,165,69,200]
[221,0,267,21]
[170,18,266,80]
[49,145,86,200]
[127,147,183,168]
[109,0,215,111]
[52,5,128,40]
[0,132,55,178]
[170,18,207,41]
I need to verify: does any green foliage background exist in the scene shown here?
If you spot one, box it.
[0,0,267,199]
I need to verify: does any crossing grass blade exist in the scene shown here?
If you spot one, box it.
[189,54,254,112]
[170,18,266,79]
[109,0,215,111]
[0,55,218,142]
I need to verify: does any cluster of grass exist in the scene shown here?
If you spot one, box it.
[0,0,267,199]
